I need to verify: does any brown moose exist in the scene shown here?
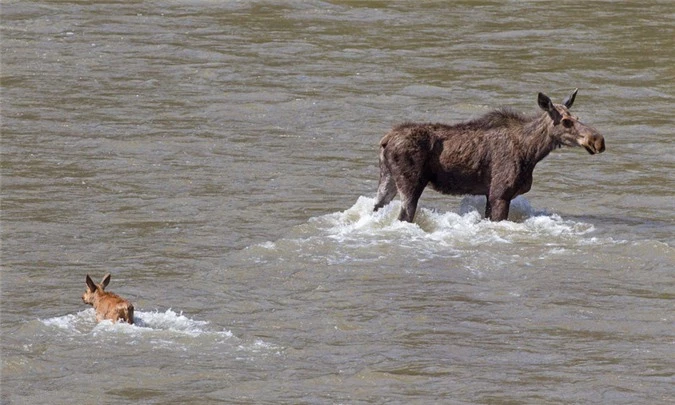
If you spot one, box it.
[373,89,605,222]
[82,274,134,324]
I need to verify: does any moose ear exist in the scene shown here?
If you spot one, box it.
[538,92,562,124]
[86,275,97,291]
[562,88,578,109]
[101,274,111,288]
[537,92,554,111]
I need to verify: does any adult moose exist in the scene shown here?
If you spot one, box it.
[373,89,605,222]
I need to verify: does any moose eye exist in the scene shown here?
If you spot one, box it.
[562,118,574,128]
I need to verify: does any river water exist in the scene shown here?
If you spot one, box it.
[1,1,673,404]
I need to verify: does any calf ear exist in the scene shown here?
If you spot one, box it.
[562,88,578,108]
[86,275,97,291]
[101,274,111,289]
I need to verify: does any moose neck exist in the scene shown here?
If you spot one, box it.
[521,112,559,164]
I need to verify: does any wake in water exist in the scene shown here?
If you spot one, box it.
[42,308,231,336]
[39,309,280,354]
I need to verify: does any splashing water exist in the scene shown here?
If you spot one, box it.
[41,308,229,336]
[309,196,595,246]
[240,196,611,268]
[37,309,281,356]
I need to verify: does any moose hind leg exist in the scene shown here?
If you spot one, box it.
[397,182,427,223]
[486,197,510,221]
[374,165,397,212]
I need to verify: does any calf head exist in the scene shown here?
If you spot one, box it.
[82,273,111,305]
[538,89,606,155]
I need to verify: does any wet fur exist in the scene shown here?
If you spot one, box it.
[374,90,605,222]
[82,274,134,324]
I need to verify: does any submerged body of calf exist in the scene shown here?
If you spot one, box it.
[374,89,605,222]
[82,274,134,324]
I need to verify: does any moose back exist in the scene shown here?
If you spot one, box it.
[373,89,605,222]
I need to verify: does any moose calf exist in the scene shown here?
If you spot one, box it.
[82,274,134,324]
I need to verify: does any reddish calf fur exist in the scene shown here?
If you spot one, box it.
[374,89,605,222]
[82,274,134,324]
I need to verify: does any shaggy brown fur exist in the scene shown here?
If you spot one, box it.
[374,89,605,222]
[82,274,134,324]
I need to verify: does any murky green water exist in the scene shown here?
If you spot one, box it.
[2,1,673,404]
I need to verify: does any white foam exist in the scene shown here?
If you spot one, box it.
[241,195,616,268]
[243,196,608,266]
[39,310,282,355]
[309,196,597,247]
[41,308,233,340]
[132,309,213,336]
